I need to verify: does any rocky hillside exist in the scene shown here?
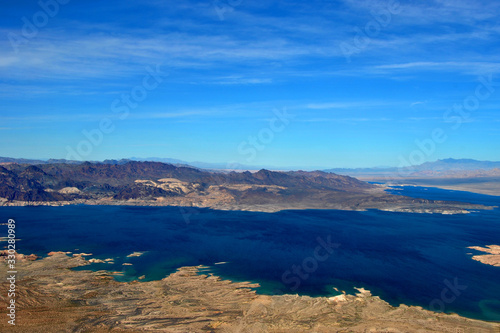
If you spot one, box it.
[0,161,490,214]
[0,161,371,202]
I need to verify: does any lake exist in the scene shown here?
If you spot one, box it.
[1,185,499,321]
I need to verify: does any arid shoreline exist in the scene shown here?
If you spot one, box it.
[468,245,500,267]
[0,186,494,215]
[1,252,499,332]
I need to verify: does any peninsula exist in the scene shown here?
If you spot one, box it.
[0,161,492,214]
[468,245,500,267]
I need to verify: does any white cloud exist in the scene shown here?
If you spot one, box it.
[374,62,500,75]
[306,101,397,110]
[0,0,499,90]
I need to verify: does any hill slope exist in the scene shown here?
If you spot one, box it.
[0,161,490,213]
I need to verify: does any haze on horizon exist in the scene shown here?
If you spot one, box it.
[1,0,499,168]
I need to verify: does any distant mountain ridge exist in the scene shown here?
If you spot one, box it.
[1,156,499,174]
[417,158,500,171]
[324,158,500,177]
[128,157,261,171]
[0,156,277,171]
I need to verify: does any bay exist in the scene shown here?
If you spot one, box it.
[1,186,499,321]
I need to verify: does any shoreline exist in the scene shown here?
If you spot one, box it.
[468,245,500,267]
[0,195,494,215]
[360,177,500,197]
[1,252,499,332]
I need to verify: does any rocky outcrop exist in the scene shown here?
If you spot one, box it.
[468,245,500,267]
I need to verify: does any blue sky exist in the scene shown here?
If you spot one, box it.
[1,0,499,168]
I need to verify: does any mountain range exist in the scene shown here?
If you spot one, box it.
[1,156,499,174]
[0,160,489,214]
[324,158,500,177]
[0,156,275,171]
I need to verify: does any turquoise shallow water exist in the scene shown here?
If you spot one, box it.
[1,186,499,321]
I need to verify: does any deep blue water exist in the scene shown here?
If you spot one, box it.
[1,186,499,322]
[386,184,500,207]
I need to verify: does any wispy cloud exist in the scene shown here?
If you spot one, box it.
[129,110,212,120]
[1,2,498,99]
[306,101,399,110]
[1,0,499,165]
[343,0,500,25]
[209,77,273,85]
[410,101,426,107]
[375,62,500,74]
[300,117,392,123]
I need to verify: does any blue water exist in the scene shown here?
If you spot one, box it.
[386,184,500,206]
[1,186,499,322]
